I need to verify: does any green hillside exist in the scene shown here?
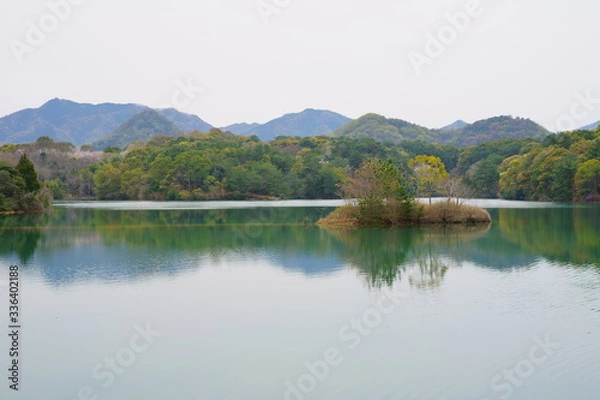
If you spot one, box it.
[440,116,549,147]
[92,109,181,150]
[332,113,437,143]
[334,114,549,147]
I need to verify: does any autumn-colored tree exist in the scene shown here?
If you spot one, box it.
[408,155,449,204]
[575,159,600,200]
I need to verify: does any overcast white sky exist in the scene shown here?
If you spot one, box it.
[1,0,599,130]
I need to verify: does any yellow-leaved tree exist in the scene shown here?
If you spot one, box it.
[408,155,449,204]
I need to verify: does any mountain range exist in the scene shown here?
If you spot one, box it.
[581,120,600,131]
[223,109,351,141]
[0,99,211,146]
[0,99,351,147]
[1,98,596,150]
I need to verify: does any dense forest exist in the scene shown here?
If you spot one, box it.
[0,125,598,203]
[499,128,600,201]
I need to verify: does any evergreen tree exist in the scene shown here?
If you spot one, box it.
[16,154,41,192]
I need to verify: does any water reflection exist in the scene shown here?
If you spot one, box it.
[0,205,598,287]
[324,224,489,288]
[497,207,600,266]
[0,214,48,264]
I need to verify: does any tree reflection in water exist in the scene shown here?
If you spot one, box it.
[322,224,490,289]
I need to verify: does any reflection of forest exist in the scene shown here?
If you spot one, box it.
[0,206,598,287]
[0,214,48,263]
[496,207,600,267]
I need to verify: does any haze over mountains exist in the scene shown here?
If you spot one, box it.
[581,120,600,131]
[1,98,597,150]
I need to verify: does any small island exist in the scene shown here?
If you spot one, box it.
[318,158,491,227]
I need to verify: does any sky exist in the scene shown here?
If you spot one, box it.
[1,0,600,131]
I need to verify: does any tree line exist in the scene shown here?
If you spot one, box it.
[0,125,598,203]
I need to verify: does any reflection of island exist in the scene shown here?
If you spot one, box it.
[0,205,598,287]
[323,224,490,288]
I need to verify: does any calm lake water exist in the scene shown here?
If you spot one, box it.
[0,200,599,400]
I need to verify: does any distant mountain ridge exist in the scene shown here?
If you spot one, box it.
[221,122,261,135]
[158,108,213,133]
[90,107,351,149]
[0,99,213,146]
[333,114,549,147]
[1,99,552,149]
[440,120,468,131]
[229,109,352,141]
[0,99,145,145]
[0,100,350,147]
[580,120,600,131]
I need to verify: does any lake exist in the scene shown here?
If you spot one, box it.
[0,200,599,400]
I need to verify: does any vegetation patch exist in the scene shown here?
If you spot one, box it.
[318,158,490,227]
[418,201,491,224]
[0,154,51,214]
[318,201,491,227]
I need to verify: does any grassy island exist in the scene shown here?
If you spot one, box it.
[318,158,491,227]
[318,200,491,227]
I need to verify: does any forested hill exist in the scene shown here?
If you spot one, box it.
[333,114,550,147]
[332,113,438,144]
[440,116,550,147]
[91,109,181,150]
